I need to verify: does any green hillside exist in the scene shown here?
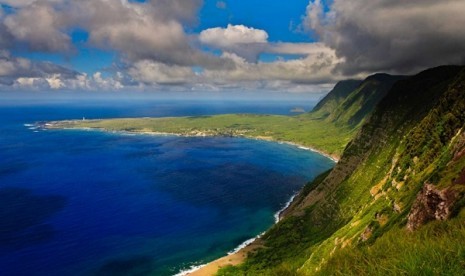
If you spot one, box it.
[311,74,405,127]
[218,65,465,275]
[311,79,362,117]
[45,66,465,275]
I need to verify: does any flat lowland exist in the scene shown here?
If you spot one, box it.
[49,113,356,160]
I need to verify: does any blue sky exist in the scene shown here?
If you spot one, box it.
[14,0,315,75]
[0,0,463,92]
[195,0,313,43]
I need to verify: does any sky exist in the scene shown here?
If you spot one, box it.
[0,0,464,93]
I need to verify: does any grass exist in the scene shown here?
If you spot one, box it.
[216,67,465,275]
[316,210,465,276]
[50,113,356,158]
[47,67,465,275]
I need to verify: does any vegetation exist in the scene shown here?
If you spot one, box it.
[49,72,402,159]
[215,66,465,275]
[317,210,465,276]
[50,114,353,158]
[49,66,465,275]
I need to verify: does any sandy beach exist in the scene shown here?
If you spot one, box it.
[184,240,264,276]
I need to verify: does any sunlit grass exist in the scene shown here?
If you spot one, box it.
[52,113,355,157]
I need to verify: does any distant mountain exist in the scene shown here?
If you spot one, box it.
[312,79,362,116]
[222,65,465,275]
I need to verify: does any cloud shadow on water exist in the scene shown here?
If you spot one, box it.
[94,256,155,276]
[0,187,67,252]
[149,163,306,209]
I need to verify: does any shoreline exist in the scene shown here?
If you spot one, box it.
[41,123,339,275]
[43,123,340,163]
[177,192,299,276]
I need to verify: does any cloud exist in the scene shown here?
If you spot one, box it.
[0,51,85,88]
[199,24,270,61]
[1,0,212,66]
[0,1,346,92]
[202,47,342,85]
[0,10,13,50]
[70,0,198,65]
[128,60,195,85]
[0,0,38,8]
[4,1,72,52]
[200,24,268,48]
[304,0,465,74]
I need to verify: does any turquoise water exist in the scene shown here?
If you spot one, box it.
[0,98,334,275]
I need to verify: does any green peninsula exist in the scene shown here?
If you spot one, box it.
[48,73,401,160]
[51,114,348,160]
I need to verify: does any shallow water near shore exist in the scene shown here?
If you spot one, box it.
[0,97,334,275]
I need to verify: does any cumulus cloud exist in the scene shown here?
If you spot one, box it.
[0,50,127,91]
[70,0,199,65]
[0,51,85,88]
[199,24,270,62]
[5,0,461,92]
[200,24,268,48]
[0,0,216,66]
[128,60,195,85]
[4,1,72,52]
[304,0,465,74]
[202,46,342,85]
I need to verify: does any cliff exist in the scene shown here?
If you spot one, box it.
[310,74,405,127]
[219,66,465,275]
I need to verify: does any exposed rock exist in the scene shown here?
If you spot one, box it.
[453,168,465,185]
[407,184,458,231]
[451,131,465,161]
[359,226,373,242]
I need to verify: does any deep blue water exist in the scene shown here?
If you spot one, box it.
[0,98,334,275]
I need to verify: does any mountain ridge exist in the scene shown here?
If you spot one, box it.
[218,65,465,275]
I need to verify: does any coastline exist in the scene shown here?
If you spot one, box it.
[42,123,339,275]
[43,123,340,163]
[177,193,299,276]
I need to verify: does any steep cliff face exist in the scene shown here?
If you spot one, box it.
[221,66,465,275]
[296,65,465,273]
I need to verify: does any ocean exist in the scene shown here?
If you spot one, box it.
[0,96,334,275]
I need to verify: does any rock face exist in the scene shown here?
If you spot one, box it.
[407,184,458,231]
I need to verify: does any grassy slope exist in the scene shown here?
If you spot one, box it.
[317,210,465,275]
[217,66,465,275]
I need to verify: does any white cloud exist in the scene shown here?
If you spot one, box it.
[200,24,268,48]
[128,60,195,85]
[7,0,463,92]
[202,47,342,85]
[199,24,269,62]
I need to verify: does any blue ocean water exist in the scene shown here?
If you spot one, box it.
[0,97,334,275]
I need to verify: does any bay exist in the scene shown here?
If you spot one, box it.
[0,97,334,275]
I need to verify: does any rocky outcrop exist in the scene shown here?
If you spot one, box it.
[407,184,458,231]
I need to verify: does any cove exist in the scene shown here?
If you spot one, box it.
[0,99,334,275]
